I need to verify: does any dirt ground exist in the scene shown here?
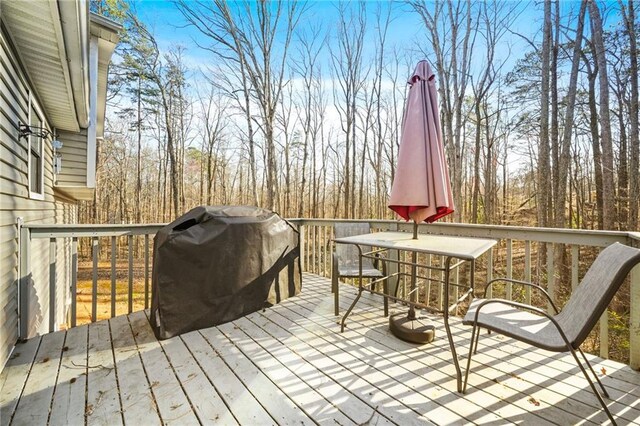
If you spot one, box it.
[75,261,149,325]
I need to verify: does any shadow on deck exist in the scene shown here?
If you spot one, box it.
[1,273,640,425]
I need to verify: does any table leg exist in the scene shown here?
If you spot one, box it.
[442,256,464,392]
[341,245,364,332]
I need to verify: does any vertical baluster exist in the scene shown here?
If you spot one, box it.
[323,226,329,277]
[49,238,57,332]
[299,224,306,272]
[547,243,555,315]
[312,226,317,274]
[18,222,31,339]
[600,245,609,359]
[70,237,78,328]
[128,234,133,314]
[145,234,150,309]
[439,255,444,311]
[425,254,432,306]
[453,259,459,315]
[506,239,513,300]
[486,248,494,299]
[571,245,579,293]
[630,262,640,369]
[111,236,116,318]
[525,240,532,305]
[92,237,99,323]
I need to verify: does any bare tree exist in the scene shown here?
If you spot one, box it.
[330,2,368,218]
[538,0,552,228]
[588,0,615,230]
[555,0,587,228]
[410,0,478,222]
[292,24,325,217]
[177,0,306,210]
[620,0,639,229]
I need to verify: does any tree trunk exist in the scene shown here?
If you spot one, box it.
[538,0,552,228]
[555,0,586,228]
[622,0,639,229]
[588,0,615,230]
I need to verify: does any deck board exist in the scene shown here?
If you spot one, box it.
[293,281,593,425]
[0,336,41,426]
[238,314,397,426]
[49,325,88,426]
[12,331,65,425]
[179,328,270,424]
[129,311,198,425]
[296,282,597,424]
[200,323,315,425]
[110,314,161,425]
[155,319,237,425]
[86,320,122,426]
[2,273,640,425]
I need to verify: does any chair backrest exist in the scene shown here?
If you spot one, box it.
[557,242,640,348]
[334,222,373,269]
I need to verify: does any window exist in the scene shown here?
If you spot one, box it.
[28,98,44,199]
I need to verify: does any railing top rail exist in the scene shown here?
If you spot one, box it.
[24,223,165,238]
[288,218,634,247]
[20,218,638,247]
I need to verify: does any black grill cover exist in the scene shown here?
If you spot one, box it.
[150,206,301,339]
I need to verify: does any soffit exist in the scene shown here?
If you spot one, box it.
[2,0,79,131]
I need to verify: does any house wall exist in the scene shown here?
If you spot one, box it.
[57,129,88,187]
[0,23,78,369]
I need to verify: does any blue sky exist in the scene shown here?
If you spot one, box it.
[127,0,561,88]
[129,0,625,76]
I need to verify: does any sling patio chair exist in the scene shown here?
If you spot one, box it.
[332,222,389,317]
[462,242,640,425]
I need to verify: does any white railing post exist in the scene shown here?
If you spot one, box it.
[70,237,78,328]
[506,239,512,300]
[630,263,640,369]
[91,237,99,323]
[18,218,30,340]
[49,238,57,333]
[299,223,306,272]
[547,243,555,315]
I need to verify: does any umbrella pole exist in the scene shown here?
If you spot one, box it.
[388,220,435,344]
[407,221,418,320]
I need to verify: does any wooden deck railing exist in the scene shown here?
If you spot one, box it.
[17,219,640,369]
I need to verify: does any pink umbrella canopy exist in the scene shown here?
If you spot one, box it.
[389,60,454,223]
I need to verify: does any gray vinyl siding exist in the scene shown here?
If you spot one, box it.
[0,24,78,369]
[57,129,87,186]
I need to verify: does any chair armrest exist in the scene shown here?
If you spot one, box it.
[483,278,559,314]
[471,298,571,348]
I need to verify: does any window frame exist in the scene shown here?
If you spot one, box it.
[27,94,45,200]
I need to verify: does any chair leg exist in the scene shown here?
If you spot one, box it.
[462,323,478,394]
[331,269,339,317]
[473,326,481,354]
[578,347,610,398]
[567,346,616,425]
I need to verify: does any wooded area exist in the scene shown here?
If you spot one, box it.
[86,0,639,233]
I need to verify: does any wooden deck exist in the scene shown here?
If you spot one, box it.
[1,273,640,425]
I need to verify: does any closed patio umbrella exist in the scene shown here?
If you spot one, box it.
[388,60,455,343]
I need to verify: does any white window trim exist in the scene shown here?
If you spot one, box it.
[28,94,45,200]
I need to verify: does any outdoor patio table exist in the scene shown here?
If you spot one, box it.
[333,231,497,392]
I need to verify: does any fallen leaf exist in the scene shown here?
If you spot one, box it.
[42,357,50,363]
[62,346,69,352]
[528,397,540,407]
[70,378,77,384]
[601,367,607,375]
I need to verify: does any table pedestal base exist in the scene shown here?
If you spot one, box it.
[389,312,435,344]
